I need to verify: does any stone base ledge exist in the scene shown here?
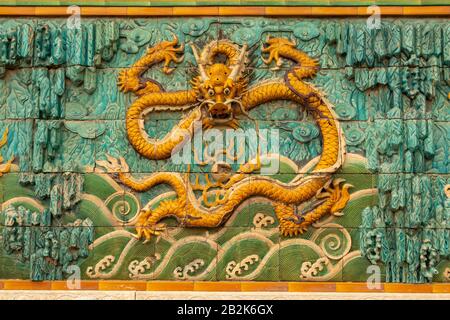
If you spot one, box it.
[0,290,449,300]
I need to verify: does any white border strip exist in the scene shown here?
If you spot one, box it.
[0,290,448,300]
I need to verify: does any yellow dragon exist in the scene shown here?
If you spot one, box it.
[97,36,351,242]
[0,128,13,176]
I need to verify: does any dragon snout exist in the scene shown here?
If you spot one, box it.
[208,102,233,121]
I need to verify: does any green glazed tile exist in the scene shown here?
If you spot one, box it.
[376,0,422,5]
[0,226,30,280]
[217,229,279,281]
[433,258,449,283]
[279,227,344,281]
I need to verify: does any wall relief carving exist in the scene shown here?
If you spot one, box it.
[0,17,448,283]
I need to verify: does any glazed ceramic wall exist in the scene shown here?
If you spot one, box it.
[0,17,448,283]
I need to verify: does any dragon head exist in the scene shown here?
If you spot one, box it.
[190,42,248,125]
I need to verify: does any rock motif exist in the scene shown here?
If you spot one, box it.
[1,205,93,280]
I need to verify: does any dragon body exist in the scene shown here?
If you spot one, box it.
[98,36,351,241]
[0,128,13,176]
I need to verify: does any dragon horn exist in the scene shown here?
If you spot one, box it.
[229,44,248,81]
[168,32,178,45]
[289,37,296,46]
[190,42,208,81]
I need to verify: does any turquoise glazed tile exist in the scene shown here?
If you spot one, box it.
[255,120,322,175]
[317,70,369,121]
[247,98,300,121]
[4,68,38,120]
[431,121,450,174]
[422,227,450,282]
[63,68,127,121]
[31,119,63,173]
[106,18,158,69]
[340,122,370,160]
[431,80,450,121]
[0,119,33,174]
[61,120,100,173]
[0,16,449,285]
[0,78,6,120]
[362,119,438,174]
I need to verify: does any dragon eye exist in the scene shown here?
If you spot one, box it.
[208,89,215,96]
[224,88,231,95]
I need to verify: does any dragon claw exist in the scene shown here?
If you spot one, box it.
[117,69,142,93]
[261,44,270,53]
[331,177,346,187]
[261,36,298,69]
[163,66,175,74]
[176,54,185,63]
[159,38,185,74]
[117,36,185,92]
[171,43,184,52]
[135,210,166,242]
[0,156,13,176]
